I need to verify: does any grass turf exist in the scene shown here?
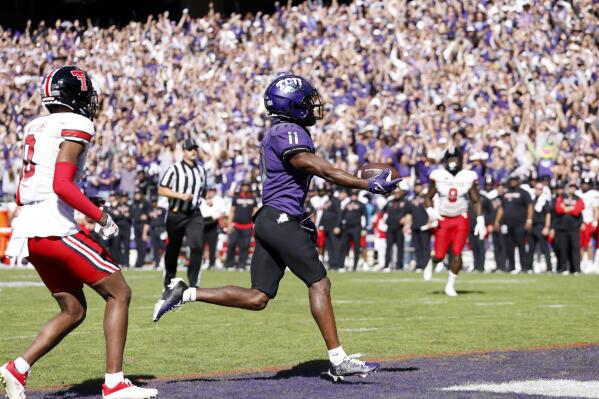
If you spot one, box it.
[0,268,597,388]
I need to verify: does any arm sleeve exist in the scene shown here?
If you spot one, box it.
[53,162,103,222]
[570,198,585,217]
[274,127,314,163]
[522,190,532,205]
[61,129,94,143]
[555,196,566,215]
[159,166,175,188]
[60,114,95,144]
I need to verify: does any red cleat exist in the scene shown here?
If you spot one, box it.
[102,379,158,399]
[0,361,28,399]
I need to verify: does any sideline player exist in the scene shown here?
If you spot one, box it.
[0,66,158,399]
[577,176,599,273]
[423,148,485,296]
[153,74,399,381]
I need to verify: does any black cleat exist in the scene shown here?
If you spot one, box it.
[152,278,188,322]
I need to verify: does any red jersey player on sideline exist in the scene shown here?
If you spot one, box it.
[423,148,485,296]
[0,66,158,399]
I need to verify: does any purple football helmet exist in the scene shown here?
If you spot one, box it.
[264,74,324,126]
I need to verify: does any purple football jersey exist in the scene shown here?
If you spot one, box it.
[260,121,315,217]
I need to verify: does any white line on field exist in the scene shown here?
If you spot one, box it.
[0,281,45,288]
[339,327,378,332]
[337,317,386,321]
[539,304,574,308]
[442,379,599,398]
[475,302,514,306]
[419,300,448,305]
[350,278,536,284]
[0,331,92,341]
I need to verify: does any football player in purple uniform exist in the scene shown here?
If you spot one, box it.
[153,74,399,381]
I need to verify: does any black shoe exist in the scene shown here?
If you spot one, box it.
[152,278,188,322]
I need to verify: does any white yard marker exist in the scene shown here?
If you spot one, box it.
[475,302,514,306]
[442,379,599,398]
[540,304,573,308]
[0,281,44,288]
[339,328,378,333]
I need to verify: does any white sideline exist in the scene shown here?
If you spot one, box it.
[442,379,599,398]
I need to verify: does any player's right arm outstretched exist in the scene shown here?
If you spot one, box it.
[289,152,400,194]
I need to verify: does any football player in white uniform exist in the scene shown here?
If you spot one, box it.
[577,177,599,273]
[0,66,158,399]
[423,148,485,296]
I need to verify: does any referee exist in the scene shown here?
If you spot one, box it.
[158,138,207,288]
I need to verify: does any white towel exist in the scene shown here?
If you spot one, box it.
[5,236,29,259]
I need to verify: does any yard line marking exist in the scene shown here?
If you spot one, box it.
[540,304,574,308]
[337,317,386,321]
[420,300,448,305]
[350,278,536,284]
[442,379,599,398]
[475,302,514,306]
[0,281,45,288]
[339,327,378,332]
[1,331,92,341]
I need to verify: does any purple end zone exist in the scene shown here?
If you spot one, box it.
[26,345,599,399]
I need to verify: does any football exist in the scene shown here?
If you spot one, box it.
[354,162,400,180]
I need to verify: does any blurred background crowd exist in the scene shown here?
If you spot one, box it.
[0,0,598,272]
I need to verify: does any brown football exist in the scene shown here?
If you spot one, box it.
[353,162,400,180]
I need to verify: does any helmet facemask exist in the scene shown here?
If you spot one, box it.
[445,156,462,175]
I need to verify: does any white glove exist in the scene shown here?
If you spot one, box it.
[473,215,486,240]
[426,207,440,224]
[420,219,438,231]
[95,213,119,240]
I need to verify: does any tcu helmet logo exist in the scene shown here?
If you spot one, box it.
[275,77,302,94]
[70,70,88,91]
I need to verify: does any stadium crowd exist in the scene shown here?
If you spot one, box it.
[0,0,598,272]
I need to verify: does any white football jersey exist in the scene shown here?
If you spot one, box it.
[10,112,95,238]
[430,168,478,217]
[576,189,599,224]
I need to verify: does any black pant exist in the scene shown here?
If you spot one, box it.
[341,226,362,271]
[385,228,405,270]
[503,225,530,272]
[529,225,551,272]
[204,222,218,267]
[149,229,165,268]
[469,232,486,271]
[325,230,344,269]
[250,206,326,299]
[491,232,506,271]
[225,228,252,269]
[411,230,431,269]
[554,229,581,273]
[164,211,205,288]
[110,224,131,267]
[133,224,147,268]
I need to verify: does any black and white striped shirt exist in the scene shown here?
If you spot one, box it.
[159,161,206,213]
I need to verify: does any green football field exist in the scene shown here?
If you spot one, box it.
[0,268,598,389]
